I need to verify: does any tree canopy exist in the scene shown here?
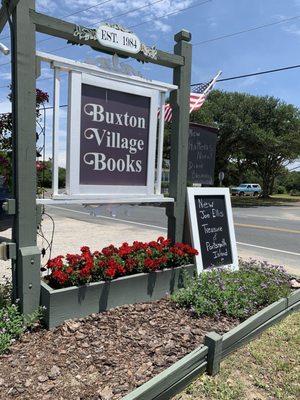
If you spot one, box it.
[189,90,300,196]
[0,89,49,188]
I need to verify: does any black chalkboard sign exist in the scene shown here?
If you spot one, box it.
[187,188,238,272]
[187,123,218,185]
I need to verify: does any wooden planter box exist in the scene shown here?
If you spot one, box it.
[41,264,196,329]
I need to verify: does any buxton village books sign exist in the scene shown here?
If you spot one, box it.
[187,187,238,273]
[37,51,177,203]
[80,84,150,187]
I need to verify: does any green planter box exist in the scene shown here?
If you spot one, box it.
[41,264,196,329]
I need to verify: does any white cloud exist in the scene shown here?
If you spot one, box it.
[37,67,54,80]
[281,22,300,36]
[40,0,196,36]
[153,19,172,33]
[274,13,300,36]
[1,72,11,81]
[36,0,58,14]
[0,100,11,114]
[238,75,261,88]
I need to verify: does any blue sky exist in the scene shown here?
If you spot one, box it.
[1,0,300,165]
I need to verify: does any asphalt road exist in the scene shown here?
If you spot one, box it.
[46,202,300,276]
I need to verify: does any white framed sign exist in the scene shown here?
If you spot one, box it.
[35,52,176,204]
[66,71,159,199]
[187,187,238,273]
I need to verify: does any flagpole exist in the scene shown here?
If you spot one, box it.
[189,70,222,113]
[203,70,222,95]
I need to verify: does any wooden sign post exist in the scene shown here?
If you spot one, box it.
[0,0,192,313]
[187,188,238,273]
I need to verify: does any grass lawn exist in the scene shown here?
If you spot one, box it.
[272,194,300,201]
[173,311,300,400]
[231,194,300,207]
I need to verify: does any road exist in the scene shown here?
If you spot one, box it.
[46,203,300,276]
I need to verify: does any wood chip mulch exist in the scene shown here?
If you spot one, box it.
[0,298,239,400]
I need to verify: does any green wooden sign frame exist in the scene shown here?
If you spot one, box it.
[0,0,192,314]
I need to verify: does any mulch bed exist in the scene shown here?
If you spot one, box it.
[0,298,239,400]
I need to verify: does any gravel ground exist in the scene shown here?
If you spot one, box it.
[0,298,238,400]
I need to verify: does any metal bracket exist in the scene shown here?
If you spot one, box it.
[2,198,16,215]
[0,242,16,260]
[36,204,43,227]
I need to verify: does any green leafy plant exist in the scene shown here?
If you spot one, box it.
[172,260,291,320]
[0,276,12,308]
[0,279,43,354]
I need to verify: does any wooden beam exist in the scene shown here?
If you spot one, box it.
[11,0,41,314]
[29,10,184,68]
[0,0,21,33]
[168,30,192,242]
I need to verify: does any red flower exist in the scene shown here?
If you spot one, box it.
[36,161,46,172]
[46,239,198,288]
[47,255,64,269]
[118,242,132,257]
[52,270,68,285]
[80,266,91,278]
[66,253,81,267]
[144,258,159,271]
[98,260,106,268]
[102,245,118,257]
[106,266,116,279]
[117,264,126,275]
[125,258,136,271]
[80,246,91,254]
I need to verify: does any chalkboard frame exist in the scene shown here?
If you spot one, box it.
[187,187,238,273]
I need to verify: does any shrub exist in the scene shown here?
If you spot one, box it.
[0,276,12,308]
[276,185,286,194]
[290,189,300,196]
[172,260,291,320]
[0,280,43,354]
[45,237,198,289]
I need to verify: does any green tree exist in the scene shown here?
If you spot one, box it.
[190,90,300,197]
[0,89,49,189]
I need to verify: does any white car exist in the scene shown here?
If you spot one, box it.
[230,183,262,197]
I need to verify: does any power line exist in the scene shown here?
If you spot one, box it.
[0,0,171,64]
[89,0,165,28]
[36,0,211,56]
[37,0,166,50]
[2,61,300,92]
[1,64,300,107]
[191,63,300,86]
[0,0,113,42]
[2,6,299,67]
[130,0,211,29]
[289,165,300,171]
[1,0,165,46]
[193,14,300,46]
[0,103,68,115]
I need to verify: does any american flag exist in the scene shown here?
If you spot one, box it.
[162,71,221,122]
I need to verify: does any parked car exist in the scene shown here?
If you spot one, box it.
[0,176,12,232]
[230,183,262,197]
